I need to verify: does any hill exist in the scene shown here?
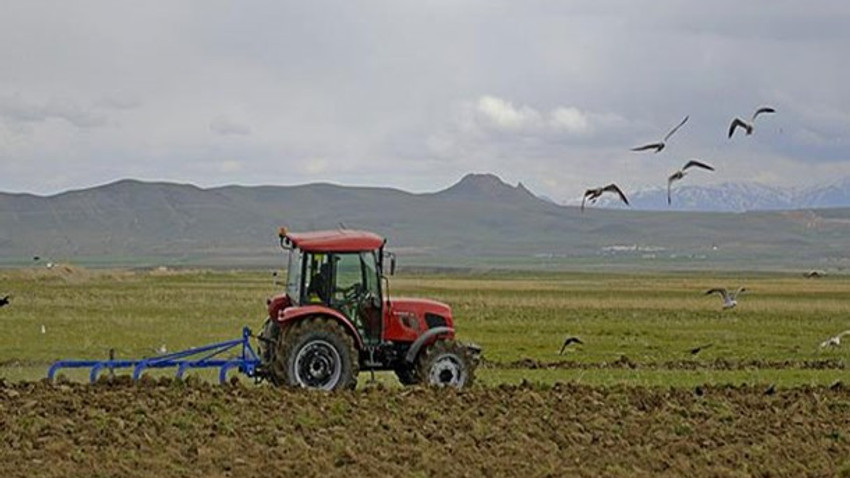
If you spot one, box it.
[2,174,849,270]
[594,178,850,212]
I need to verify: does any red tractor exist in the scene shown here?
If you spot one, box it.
[257,228,479,390]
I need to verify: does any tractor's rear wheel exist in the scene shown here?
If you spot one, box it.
[417,340,475,388]
[272,317,359,391]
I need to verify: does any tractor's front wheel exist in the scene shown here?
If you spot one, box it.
[394,365,420,386]
[417,340,476,388]
[272,317,359,391]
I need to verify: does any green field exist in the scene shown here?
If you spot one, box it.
[1,266,848,387]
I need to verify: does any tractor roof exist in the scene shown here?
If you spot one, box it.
[284,229,385,252]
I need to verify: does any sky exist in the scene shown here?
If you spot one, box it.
[1,1,849,201]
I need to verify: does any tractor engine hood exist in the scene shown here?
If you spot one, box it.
[386,297,454,331]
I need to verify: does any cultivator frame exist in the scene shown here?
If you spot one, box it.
[48,327,262,384]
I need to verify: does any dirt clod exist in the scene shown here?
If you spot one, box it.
[2,382,850,477]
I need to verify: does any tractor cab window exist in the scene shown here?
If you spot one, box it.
[304,253,333,304]
[332,253,362,306]
[360,251,379,298]
[331,251,382,344]
[286,248,303,302]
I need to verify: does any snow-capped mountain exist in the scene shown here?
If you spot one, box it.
[591,178,850,212]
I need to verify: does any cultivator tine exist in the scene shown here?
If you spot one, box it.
[48,327,262,384]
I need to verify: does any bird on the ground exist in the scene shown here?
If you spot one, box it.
[40,324,46,334]
[764,384,776,396]
[631,115,689,153]
[667,159,715,205]
[157,344,168,354]
[728,107,776,138]
[581,184,630,212]
[804,270,824,278]
[705,287,747,309]
[0,295,10,308]
[688,343,713,355]
[820,330,850,348]
[559,336,583,355]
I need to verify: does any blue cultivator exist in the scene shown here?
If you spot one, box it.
[48,327,262,384]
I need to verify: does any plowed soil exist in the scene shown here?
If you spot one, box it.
[3,379,850,477]
[483,357,849,370]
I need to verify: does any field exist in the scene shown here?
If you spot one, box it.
[2,266,850,476]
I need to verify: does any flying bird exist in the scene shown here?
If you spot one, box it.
[820,330,850,348]
[688,343,713,355]
[0,295,10,308]
[559,336,583,355]
[705,287,747,309]
[804,270,824,278]
[631,115,689,153]
[667,159,715,205]
[581,184,630,212]
[728,107,776,138]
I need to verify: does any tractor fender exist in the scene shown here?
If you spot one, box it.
[276,305,364,350]
[404,326,454,363]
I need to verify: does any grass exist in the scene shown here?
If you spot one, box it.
[1,265,848,386]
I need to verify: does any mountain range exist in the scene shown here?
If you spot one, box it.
[2,173,849,271]
[588,179,850,212]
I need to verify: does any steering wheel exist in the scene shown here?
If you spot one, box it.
[341,283,364,303]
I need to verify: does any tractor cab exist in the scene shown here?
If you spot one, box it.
[285,246,384,344]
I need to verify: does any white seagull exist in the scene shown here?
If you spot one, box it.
[705,287,747,309]
[631,115,689,153]
[667,159,715,205]
[728,107,776,138]
[581,184,630,212]
[820,330,850,348]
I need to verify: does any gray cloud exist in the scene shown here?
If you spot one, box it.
[0,1,849,199]
[209,116,252,136]
[0,94,107,128]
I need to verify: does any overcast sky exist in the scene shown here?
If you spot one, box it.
[1,1,849,201]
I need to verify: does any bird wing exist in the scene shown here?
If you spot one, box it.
[667,172,683,205]
[752,107,776,121]
[560,337,583,354]
[667,178,673,205]
[733,286,747,298]
[602,184,629,205]
[682,159,715,172]
[728,118,748,138]
[705,288,730,300]
[631,142,664,152]
[838,330,850,338]
[663,115,690,142]
[581,190,596,211]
